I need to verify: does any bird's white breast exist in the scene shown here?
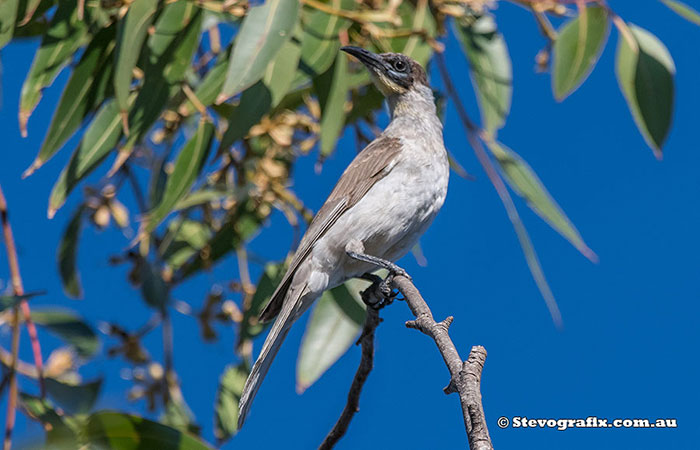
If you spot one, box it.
[310,113,449,290]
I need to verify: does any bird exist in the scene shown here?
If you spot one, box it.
[237,46,449,428]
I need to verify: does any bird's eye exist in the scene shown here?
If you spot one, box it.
[393,60,407,72]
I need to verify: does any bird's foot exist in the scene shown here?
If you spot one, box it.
[359,272,400,310]
[347,251,412,280]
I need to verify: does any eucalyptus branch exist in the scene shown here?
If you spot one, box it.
[319,307,381,450]
[393,276,493,450]
[321,256,492,449]
[0,185,46,450]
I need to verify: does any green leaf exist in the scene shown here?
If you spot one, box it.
[0,0,19,49]
[31,308,99,358]
[48,97,127,218]
[218,81,272,153]
[179,45,230,117]
[615,23,675,158]
[485,139,596,261]
[238,262,286,347]
[263,33,303,107]
[120,1,201,153]
[0,292,44,313]
[297,279,367,393]
[85,411,212,450]
[113,0,158,124]
[176,193,265,280]
[137,257,170,310]
[45,377,102,416]
[161,219,212,271]
[296,0,353,83]
[390,0,436,67]
[217,0,300,102]
[20,394,78,446]
[214,363,248,442]
[161,396,198,435]
[552,6,609,101]
[173,188,230,211]
[314,51,349,157]
[143,120,214,234]
[24,25,117,176]
[19,1,88,134]
[661,0,700,25]
[58,206,84,299]
[455,15,512,134]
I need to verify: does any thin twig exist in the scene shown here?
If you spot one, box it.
[393,276,493,450]
[319,307,381,450]
[0,185,46,450]
[3,307,19,450]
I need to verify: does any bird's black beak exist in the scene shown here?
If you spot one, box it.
[340,46,385,73]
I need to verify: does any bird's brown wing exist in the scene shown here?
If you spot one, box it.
[259,135,403,321]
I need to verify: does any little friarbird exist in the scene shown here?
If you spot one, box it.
[237,47,449,427]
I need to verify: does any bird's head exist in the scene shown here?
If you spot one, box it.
[340,46,428,98]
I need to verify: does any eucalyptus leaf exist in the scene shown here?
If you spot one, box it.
[45,377,102,416]
[137,257,170,310]
[296,0,353,83]
[238,262,286,347]
[85,411,212,450]
[113,0,158,123]
[552,6,609,101]
[263,33,303,107]
[180,44,230,117]
[24,25,116,176]
[214,363,248,442]
[143,120,214,234]
[485,139,596,262]
[218,82,272,153]
[297,279,367,393]
[19,1,88,134]
[48,97,127,218]
[20,394,77,446]
[314,52,349,157]
[0,292,44,313]
[390,0,436,67]
[455,16,512,134]
[58,205,84,299]
[615,23,675,158]
[661,0,700,26]
[0,0,19,49]
[120,2,202,155]
[32,308,99,358]
[217,0,299,102]
[161,220,212,271]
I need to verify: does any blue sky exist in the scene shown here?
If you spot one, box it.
[1,1,699,449]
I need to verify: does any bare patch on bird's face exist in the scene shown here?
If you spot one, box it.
[368,53,429,95]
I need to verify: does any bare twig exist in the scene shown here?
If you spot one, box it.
[319,307,381,450]
[0,185,46,450]
[394,276,493,450]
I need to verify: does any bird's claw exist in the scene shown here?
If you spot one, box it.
[359,272,400,310]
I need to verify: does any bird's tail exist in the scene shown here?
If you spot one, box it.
[237,283,308,428]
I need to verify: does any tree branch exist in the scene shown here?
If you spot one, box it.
[393,275,493,450]
[319,307,380,450]
[0,185,47,450]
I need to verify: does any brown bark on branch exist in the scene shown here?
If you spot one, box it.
[394,275,493,450]
[319,307,381,450]
[321,268,493,450]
